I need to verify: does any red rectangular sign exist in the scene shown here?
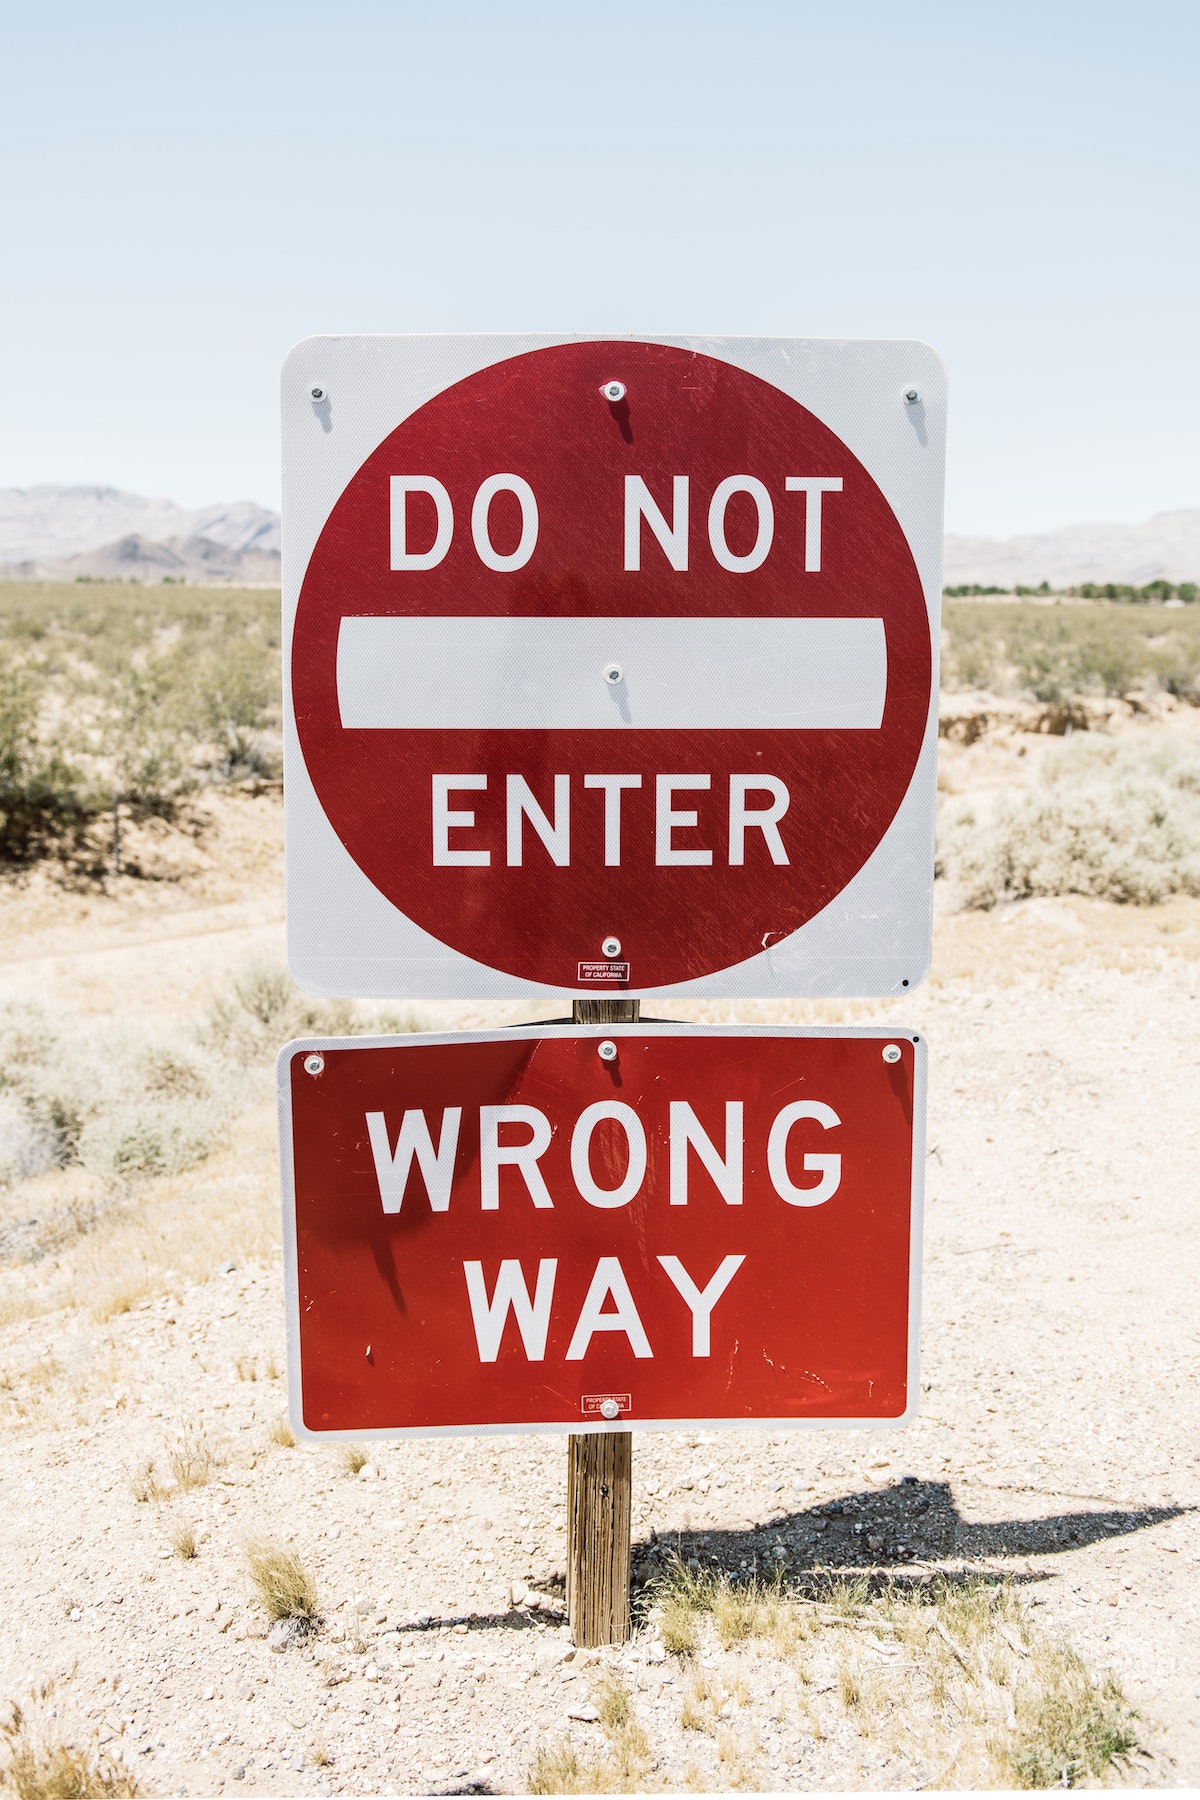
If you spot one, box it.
[279,1025,924,1437]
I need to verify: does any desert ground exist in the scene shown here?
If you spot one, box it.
[0,693,1198,1795]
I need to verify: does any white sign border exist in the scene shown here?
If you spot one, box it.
[282,334,946,1001]
[278,1022,926,1441]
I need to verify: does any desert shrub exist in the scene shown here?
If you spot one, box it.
[939,738,1200,906]
[201,962,422,1060]
[0,655,97,859]
[0,581,281,858]
[0,1091,60,1188]
[0,1002,232,1189]
[192,637,279,779]
[200,965,356,1060]
[0,967,424,1204]
[942,599,1200,702]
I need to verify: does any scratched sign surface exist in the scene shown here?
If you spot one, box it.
[280,1025,924,1437]
[282,335,946,1000]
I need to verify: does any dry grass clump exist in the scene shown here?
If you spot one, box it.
[267,1415,296,1448]
[1003,1643,1140,1788]
[651,1555,801,1657]
[939,736,1200,907]
[129,1435,220,1503]
[338,1443,369,1476]
[593,1672,632,1732]
[128,1459,169,1506]
[166,1521,197,1560]
[529,1675,654,1794]
[644,1562,1141,1789]
[245,1541,318,1622]
[1,1691,137,1798]
[167,1435,218,1490]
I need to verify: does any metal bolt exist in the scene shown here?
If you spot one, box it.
[309,384,328,403]
[903,387,921,406]
[601,936,621,958]
[599,1398,621,1420]
[882,1044,902,1064]
[304,1053,325,1075]
[598,1040,618,1063]
[600,380,626,403]
[603,661,623,685]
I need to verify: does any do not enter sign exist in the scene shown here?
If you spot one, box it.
[283,336,946,998]
[279,1025,924,1437]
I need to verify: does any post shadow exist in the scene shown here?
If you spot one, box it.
[627,1477,1187,1592]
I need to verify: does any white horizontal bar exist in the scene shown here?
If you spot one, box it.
[337,615,886,730]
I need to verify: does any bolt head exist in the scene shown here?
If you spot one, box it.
[882,1044,902,1064]
[601,936,621,958]
[597,1040,618,1063]
[600,380,626,403]
[309,384,327,403]
[304,1053,325,1075]
[599,1398,621,1420]
[603,661,623,685]
[903,387,921,406]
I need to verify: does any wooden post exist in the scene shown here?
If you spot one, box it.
[567,1431,632,1647]
[567,994,638,1646]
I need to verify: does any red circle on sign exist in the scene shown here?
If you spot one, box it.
[293,341,931,990]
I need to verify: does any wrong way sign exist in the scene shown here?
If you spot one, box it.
[279,1025,924,1438]
[282,336,946,998]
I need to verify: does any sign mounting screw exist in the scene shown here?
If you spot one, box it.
[597,1040,618,1063]
[903,387,921,406]
[882,1044,902,1064]
[601,936,621,958]
[600,380,626,403]
[603,662,623,686]
[599,1398,621,1420]
[309,384,328,403]
[304,1053,325,1075]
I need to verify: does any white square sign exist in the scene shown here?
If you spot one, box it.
[282,335,946,999]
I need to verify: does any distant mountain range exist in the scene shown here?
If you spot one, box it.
[1,485,1198,589]
[943,508,1200,588]
[0,485,280,583]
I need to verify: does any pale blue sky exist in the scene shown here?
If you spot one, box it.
[4,0,1197,535]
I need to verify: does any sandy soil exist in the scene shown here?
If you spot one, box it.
[0,716,1198,1795]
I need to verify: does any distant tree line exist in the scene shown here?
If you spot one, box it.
[945,579,1199,602]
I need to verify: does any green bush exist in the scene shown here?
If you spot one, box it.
[942,599,1200,703]
[0,654,95,859]
[0,580,282,861]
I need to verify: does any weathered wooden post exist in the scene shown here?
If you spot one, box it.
[568,994,638,1646]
